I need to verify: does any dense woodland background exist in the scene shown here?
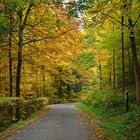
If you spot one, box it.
[0,0,140,139]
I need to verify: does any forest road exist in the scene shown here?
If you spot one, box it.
[6,104,97,140]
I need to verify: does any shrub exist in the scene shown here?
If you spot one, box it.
[0,97,48,131]
[80,89,124,108]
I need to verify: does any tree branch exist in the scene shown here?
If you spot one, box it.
[25,22,41,28]
[102,13,128,27]
[23,3,33,28]
[133,14,140,27]
[23,29,73,46]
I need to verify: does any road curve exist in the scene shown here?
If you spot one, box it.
[6,104,97,140]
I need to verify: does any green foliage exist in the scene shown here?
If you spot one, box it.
[76,52,95,70]
[84,34,96,48]
[66,0,94,17]
[76,103,105,117]
[0,13,9,36]
[80,88,124,108]
[76,103,140,140]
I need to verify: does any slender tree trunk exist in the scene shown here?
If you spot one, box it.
[128,46,135,84]
[98,50,102,90]
[16,11,23,97]
[36,70,38,75]
[9,10,13,97]
[132,61,135,83]
[16,30,22,97]
[109,67,112,88]
[122,15,125,93]
[99,63,102,90]
[127,47,132,77]
[113,48,116,90]
[16,26,22,121]
[58,80,63,98]
[66,84,71,100]
[42,66,45,96]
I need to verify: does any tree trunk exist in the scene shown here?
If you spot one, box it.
[128,46,135,84]
[113,48,116,90]
[9,10,13,97]
[127,46,132,77]
[58,80,63,98]
[98,49,102,90]
[122,15,125,93]
[42,66,45,96]
[66,84,71,100]
[15,4,32,97]
[127,0,140,105]
[99,63,102,90]
[15,101,20,121]
[16,23,23,97]
[128,20,140,104]
[109,67,112,88]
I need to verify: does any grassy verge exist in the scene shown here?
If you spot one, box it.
[76,103,140,140]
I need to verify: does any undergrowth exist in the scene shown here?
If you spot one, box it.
[76,90,140,140]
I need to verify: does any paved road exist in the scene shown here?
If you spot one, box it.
[6,104,97,140]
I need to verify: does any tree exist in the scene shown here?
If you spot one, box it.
[126,0,140,104]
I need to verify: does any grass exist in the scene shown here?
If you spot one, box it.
[76,103,140,140]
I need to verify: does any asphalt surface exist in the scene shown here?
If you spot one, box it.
[6,104,97,140]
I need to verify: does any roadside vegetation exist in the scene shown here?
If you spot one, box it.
[0,97,48,131]
[76,89,140,140]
